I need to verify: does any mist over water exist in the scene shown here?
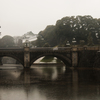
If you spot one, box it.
[0,64,100,100]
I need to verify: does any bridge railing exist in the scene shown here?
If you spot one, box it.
[0,46,100,51]
[0,47,24,51]
[30,47,71,51]
[0,47,23,49]
[0,47,71,52]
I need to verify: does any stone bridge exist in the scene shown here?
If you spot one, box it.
[0,46,100,68]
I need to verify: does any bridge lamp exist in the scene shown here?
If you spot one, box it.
[66,41,70,47]
[72,38,76,45]
[25,40,30,47]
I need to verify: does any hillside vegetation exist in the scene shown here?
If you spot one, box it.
[36,15,100,47]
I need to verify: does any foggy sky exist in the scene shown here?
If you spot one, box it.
[0,0,100,37]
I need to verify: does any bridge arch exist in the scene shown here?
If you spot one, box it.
[0,54,23,66]
[30,52,71,66]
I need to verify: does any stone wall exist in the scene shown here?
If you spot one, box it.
[78,51,97,67]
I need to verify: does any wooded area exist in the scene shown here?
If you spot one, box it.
[35,15,100,47]
[1,15,100,47]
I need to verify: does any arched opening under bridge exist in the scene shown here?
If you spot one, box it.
[0,55,23,69]
[33,56,64,64]
[30,52,71,67]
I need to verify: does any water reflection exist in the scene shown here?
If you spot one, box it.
[30,65,66,81]
[1,65,100,100]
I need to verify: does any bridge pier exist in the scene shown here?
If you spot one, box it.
[24,47,30,68]
[72,47,78,67]
[0,57,2,65]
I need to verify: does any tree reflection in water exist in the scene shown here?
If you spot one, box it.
[0,64,100,100]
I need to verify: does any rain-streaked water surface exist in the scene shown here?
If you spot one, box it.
[0,64,100,100]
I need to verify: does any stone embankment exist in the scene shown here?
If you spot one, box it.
[78,50,100,68]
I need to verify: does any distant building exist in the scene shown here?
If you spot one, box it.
[13,31,38,47]
[22,32,37,43]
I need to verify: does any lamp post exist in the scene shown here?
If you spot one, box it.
[72,38,76,46]
[25,40,30,47]
[66,41,70,47]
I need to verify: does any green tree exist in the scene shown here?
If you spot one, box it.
[0,35,15,47]
[36,25,56,47]
[43,43,50,47]
[36,15,100,47]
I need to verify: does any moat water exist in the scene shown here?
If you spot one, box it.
[0,64,100,100]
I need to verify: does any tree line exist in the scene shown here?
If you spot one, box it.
[35,15,100,47]
[0,35,15,47]
[1,15,100,47]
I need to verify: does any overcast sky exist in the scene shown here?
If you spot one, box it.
[0,0,100,37]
